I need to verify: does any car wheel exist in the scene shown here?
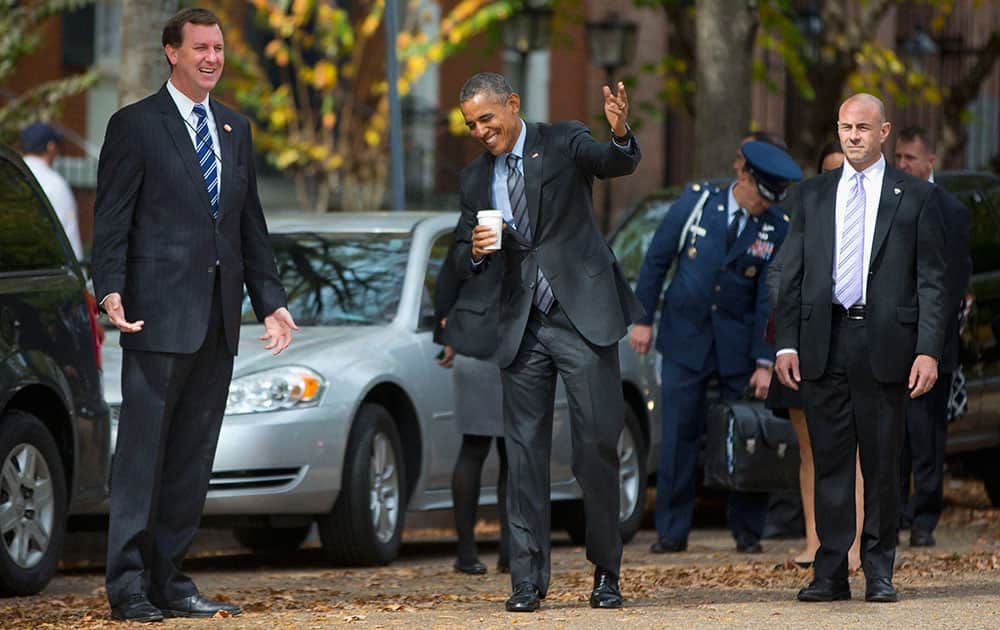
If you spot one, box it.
[233,525,311,554]
[617,405,648,543]
[554,405,648,546]
[318,403,406,566]
[0,410,68,596]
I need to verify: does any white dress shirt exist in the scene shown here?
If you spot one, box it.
[776,155,886,357]
[24,155,83,261]
[166,79,222,190]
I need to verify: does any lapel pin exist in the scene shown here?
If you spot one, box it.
[531,152,539,158]
[894,187,901,195]
[717,204,725,211]
[223,123,232,133]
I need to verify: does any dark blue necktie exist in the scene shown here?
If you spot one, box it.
[192,104,219,219]
[726,208,744,251]
[506,154,554,313]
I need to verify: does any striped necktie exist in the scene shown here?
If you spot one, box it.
[192,104,219,219]
[834,172,866,307]
[506,154,554,313]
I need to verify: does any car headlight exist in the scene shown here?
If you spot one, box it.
[226,366,325,415]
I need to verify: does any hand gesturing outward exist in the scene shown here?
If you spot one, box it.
[603,81,630,138]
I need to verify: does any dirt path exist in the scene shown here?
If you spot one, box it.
[3,491,998,628]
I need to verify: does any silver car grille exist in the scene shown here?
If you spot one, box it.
[209,468,302,491]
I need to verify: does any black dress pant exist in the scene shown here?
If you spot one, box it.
[501,302,624,596]
[899,372,950,533]
[105,276,234,606]
[801,311,906,581]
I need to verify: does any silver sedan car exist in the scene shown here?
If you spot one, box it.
[102,212,660,565]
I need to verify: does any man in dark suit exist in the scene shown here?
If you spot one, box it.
[453,73,643,612]
[629,140,801,556]
[92,8,296,623]
[775,94,947,603]
[894,126,972,547]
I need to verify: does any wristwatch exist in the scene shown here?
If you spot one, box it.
[611,123,632,144]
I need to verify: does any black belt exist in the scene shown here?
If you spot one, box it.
[834,304,866,320]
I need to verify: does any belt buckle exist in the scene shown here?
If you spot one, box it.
[846,305,865,320]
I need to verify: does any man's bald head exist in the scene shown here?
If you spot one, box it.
[840,93,887,123]
[837,93,891,171]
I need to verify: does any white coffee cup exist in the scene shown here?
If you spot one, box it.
[476,209,503,251]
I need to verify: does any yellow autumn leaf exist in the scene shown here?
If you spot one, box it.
[276,148,299,168]
[448,107,469,136]
[313,60,337,89]
[322,112,336,129]
[364,129,381,146]
[270,108,289,129]
[326,154,344,169]
[361,14,381,37]
[428,42,445,62]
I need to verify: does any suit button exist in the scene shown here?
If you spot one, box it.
[715,285,721,292]
[711,304,718,311]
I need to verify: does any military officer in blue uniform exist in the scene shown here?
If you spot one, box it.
[629,140,803,554]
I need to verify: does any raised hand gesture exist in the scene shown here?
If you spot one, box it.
[603,81,630,138]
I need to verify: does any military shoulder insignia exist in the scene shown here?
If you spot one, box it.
[762,223,775,232]
[783,214,789,222]
[894,187,902,195]
[692,183,701,192]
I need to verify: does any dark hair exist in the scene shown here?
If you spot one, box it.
[162,8,222,71]
[743,130,787,151]
[459,73,514,104]
[897,126,934,152]
[816,139,844,173]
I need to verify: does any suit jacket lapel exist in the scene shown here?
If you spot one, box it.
[818,170,839,286]
[156,86,215,219]
[211,99,236,218]
[523,123,543,242]
[870,165,905,265]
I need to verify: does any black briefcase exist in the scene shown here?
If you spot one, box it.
[703,399,800,492]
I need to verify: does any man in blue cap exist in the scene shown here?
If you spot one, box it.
[630,139,803,554]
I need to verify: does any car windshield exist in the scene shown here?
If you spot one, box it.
[242,231,411,326]
[610,197,677,284]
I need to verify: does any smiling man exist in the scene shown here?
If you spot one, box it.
[92,7,296,623]
[774,94,947,603]
[451,73,643,612]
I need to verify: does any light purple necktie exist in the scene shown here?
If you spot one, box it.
[835,172,866,307]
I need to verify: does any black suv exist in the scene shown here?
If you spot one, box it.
[610,171,1000,506]
[0,144,110,595]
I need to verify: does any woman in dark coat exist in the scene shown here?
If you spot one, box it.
[433,242,509,574]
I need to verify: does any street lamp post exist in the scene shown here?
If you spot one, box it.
[502,0,553,97]
[586,13,638,234]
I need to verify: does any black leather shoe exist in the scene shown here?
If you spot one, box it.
[735,533,763,554]
[157,594,242,618]
[797,578,851,602]
[454,560,487,575]
[910,528,936,547]
[110,594,164,623]
[649,537,687,553]
[865,577,899,603]
[506,582,541,612]
[589,568,623,609]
